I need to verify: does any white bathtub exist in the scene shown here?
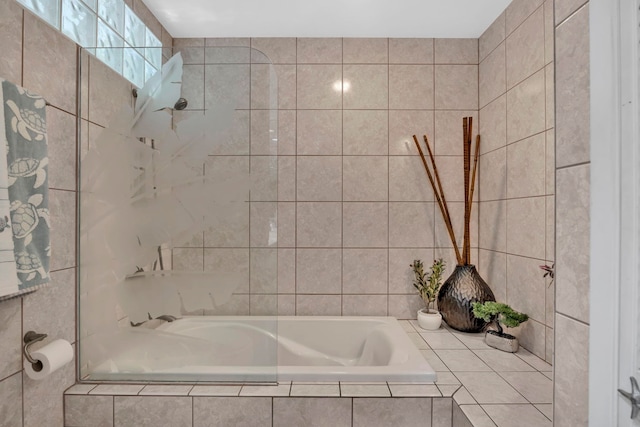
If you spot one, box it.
[89,316,436,383]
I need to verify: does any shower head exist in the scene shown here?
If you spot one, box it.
[174,98,188,110]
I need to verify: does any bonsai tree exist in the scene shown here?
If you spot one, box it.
[410,259,446,312]
[471,302,528,337]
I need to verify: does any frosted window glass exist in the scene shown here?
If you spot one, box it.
[97,19,123,73]
[123,46,145,87]
[145,29,162,69]
[17,0,61,28]
[144,61,157,84]
[124,5,145,49]
[81,0,96,11]
[98,0,124,34]
[61,0,97,47]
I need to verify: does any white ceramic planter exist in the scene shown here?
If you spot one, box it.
[417,308,442,330]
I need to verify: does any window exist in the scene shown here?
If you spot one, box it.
[17,0,162,86]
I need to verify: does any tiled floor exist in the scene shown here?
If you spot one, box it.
[66,319,553,427]
[402,320,553,427]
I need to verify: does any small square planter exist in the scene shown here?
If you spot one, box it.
[484,330,519,352]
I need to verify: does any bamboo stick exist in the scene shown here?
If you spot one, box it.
[422,134,458,257]
[412,135,463,264]
[468,134,481,218]
[463,118,472,264]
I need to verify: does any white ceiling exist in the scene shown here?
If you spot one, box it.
[143,0,513,39]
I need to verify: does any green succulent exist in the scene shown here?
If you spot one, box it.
[410,258,446,311]
[472,301,529,335]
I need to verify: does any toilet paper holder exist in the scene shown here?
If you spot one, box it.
[23,331,47,368]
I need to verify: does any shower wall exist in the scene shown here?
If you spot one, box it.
[173,37,480,319]
[477,0,555,363]
[0,1,172,425]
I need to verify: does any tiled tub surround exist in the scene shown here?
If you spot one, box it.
[171,36,482,322]
[0,0,173,426]
[476,0,555,363]
[64,321,553,427]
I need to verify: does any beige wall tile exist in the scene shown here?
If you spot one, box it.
[545,64,555,130]
[388,294,423,319]
[114,396,191,427]
[479,11,505,62]
[479,95,507,154]
[296,202,342,247]
[389,202,434,248]
[277,156,296,201]
[0,298,21,380]
[555,0,588,24]
[297,156,342,201]
[479,42,506,108]
[434,202,478,250]
[544,0,554,65]
[0,373,22,427]
[478,148,507,201]
[47,107,77,191]
[389,65,434,109]
[353,397,432,425]
[23,268,75,345]
[297,38,342,63]
[251,38,297,64]
[88,56,133,127]
[343,295,387,315]
[278,248,296,293]
[388,156,435,202]
[343,38,388,63]
[278,295,296,315]
[204,46,250,64]
[343,110,388,155]
[49,189,76,271]
[23,356,74,427]
[506,255,546,322]
[343,249,388,294]
[23,13,77,114]
[0,0,23,85]
[173,248,204,271]
[133,0,161,38]
[297,64,342,109]
[388,248,434,294]
[204,64,250,109]
[273,397,350,427]
[250,248,278,293]
[554,314,589,427]
[507,133,546,198]
[435,39,478,64]
[433,155,468,203]
[389,110,435,155]
[296,249,342,294]
[194,397,271,427]
[434,110,478,155]
[251,64,295,109]
[343,202,388,247]
[343,64,388,109]
[205,38,250,47]
[556,164,590,323]
[506,197,546,259]
[479,200,507,253]
[478,249,507,302]
[506,69,546,144]
[506,8,545,89]
[174,45,205,64]
[389,38,434,64]
[203,249,249,292]
[546,195,555,261]
[295,295,342,316]
[297,110,342,155]
[65,395,113,427]
[249,201,277,247]
[277,202,296,247]
[506,0,545,35]
[555,4,590,167]
[435,65,478,110]
[343,156,388,201]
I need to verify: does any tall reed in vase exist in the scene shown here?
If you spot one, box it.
[411,117,495,333]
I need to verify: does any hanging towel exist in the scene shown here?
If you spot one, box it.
[0,79,50,301]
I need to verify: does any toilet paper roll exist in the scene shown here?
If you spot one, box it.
[24,339,73,380]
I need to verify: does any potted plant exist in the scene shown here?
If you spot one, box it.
[411,258,446,330]
[471,302,529,352]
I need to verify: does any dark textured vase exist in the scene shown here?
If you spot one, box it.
[437,264,496,333]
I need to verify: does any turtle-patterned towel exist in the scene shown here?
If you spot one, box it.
[0,79,50,301]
